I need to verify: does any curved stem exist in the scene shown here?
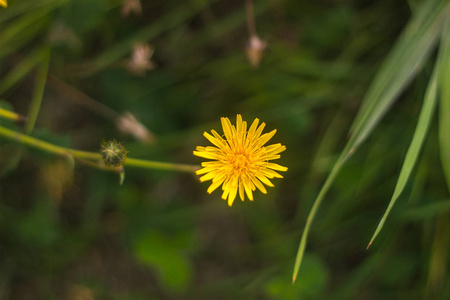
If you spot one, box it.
[245,0,257,37]
[0,125,199,173]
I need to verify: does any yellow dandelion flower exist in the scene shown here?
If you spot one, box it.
[194,114,287,206]
[0,0,7,8]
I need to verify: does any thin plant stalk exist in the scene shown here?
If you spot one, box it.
[0,125,199,173]
[24,47,50,134]
[0,107,26,122]
[245,0,257,37]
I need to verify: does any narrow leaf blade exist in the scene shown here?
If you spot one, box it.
[367,64,439,248]
[438,15,450,191]
[292,0,448,282]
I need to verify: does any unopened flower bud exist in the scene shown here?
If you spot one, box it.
[116,112,155,144]
[100,139,128,167]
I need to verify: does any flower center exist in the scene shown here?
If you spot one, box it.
[232,153,250,173]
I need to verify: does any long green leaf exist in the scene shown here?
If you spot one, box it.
[349,0,449,156]
[292,153,348,283]
[367,63,439,248]
[25,48,51,134]
[0,9,48,45]
[292,0,448,282]
[439,15,450,191]
[350,0,447,140]
[0,0,69,23]
[0,47,46,95]
[0,10,50,59]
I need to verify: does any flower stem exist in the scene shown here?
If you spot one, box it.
[125,157,199,172]
[0,125,199,173]
[245,0,257,37]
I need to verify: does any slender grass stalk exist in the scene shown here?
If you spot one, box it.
[0,125,200,173]
[245,0,257,37]
[0,47,45,95]
[439,15,450,191]
[47,74,120,122]
[367,64,438,248]
[424,214,449,297]
[24,47,50,134]
[292,0,449,283]
[292,157,345,283]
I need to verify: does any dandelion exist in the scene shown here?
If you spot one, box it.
[194,114,287,206]
[0,0,7,8]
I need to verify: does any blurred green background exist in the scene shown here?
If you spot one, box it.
[0,0,449,299]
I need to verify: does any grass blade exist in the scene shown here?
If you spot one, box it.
[349,0,448,154]
[292,155,347,283]
[402,199,450,221]
[0,0,68,23]
[292,0,448,282]
[0,47,46,95]
[367,62,439,248]
[24,47,51,134]
[439,15,450,191]
[349,0,447,140]
[0,10,50,59]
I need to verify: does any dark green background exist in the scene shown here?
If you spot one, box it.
[0,0,449,299]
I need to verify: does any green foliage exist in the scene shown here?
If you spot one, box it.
[133,229,193,292]
[0,0,449,299]
[293,0,450,282]
[439,16,450,191]
[266,255,329,299]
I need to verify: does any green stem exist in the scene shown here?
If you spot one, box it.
[125,157,199,172]
[0,125,199,173]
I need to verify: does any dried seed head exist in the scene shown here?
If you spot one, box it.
[126,43,155,75]
[100,139,128,167]
[122,0,142,17]
[246,35,267,68]
[116,112,155,144]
